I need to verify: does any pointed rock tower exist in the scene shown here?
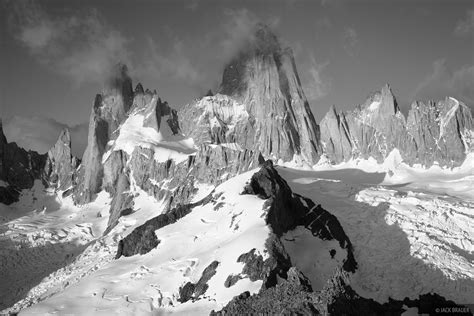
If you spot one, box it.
[43,128,79,191]
[74,63,134,204]
[180,24,322,164]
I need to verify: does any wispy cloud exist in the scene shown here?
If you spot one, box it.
[218,8,280,62]
[342,27,360,57]
[414,59,474,106]
[140,37,200,84]
[454,9,474,36]
[303,55,331,102]
[8,1,131,86]
[315,16,332,29]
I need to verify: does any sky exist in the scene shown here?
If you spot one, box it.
[0,0,473,154]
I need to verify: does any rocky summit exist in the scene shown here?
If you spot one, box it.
[180,24,322,164]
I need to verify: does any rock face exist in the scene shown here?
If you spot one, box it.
[320,85,473,167]
[0,120,47,204]
[242,160,357,273]
[43,129,79,191]
[73,64,133,204]
[405,97,473,166]
[180,24,322,164]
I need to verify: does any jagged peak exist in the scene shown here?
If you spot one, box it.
[324,104,339,120]
[361,83,399,115]
[58,128,71,145]
[135,83,144,95]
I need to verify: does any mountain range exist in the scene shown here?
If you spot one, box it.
[1,24,473,315]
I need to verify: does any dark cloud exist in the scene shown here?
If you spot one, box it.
[413,59,474,107]
[8,0,131,86]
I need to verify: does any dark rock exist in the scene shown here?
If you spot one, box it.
[224,274,242,288]
[211,267,320,315]
[178,282,195,303]
[179,261,220,303]
[0,119,47,204]
[215,265,472,316]
[115,221,160,259]
[115,192,213,258]
[0,186,20,205]
[242,159,356,274]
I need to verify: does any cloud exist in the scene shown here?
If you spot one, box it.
[136,8,281,95]
[301,55,331,102]
[3,116,88,157]
[140,37,200,84]
[413,59,474,106]
[342,27,360,56]
[219,8,280,62]
[315,17,332,29]
[9,1,131,86]
[454,9,474,36]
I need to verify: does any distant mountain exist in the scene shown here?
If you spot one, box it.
[320,84,473,167]
[2,116,87,157]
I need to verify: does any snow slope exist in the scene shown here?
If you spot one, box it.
[0,180,171,314]
[7,169,273,315]
[277,160,474,304]
[313,149,474,201]
[103,98,196,164]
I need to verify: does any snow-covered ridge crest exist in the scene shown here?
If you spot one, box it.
[103,94,196,164]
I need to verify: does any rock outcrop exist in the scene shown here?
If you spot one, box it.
[178,261,220,303]
[215,265,472,315]
[43,129,79,191]
[242,160,357,273]
[405,97,473,167]
[179,24,322,164]
[115,192,214,258]
[320,85,473,167]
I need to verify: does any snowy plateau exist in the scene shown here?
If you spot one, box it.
[1,25,473,316]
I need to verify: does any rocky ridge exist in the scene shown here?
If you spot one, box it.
[320,85,473,167]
